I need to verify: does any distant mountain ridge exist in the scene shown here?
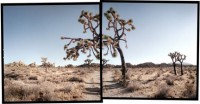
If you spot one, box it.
[168,62,194,66]
[103,62,196,68]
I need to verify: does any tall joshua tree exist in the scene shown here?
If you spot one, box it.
[103,7,135,86]
[177,53,186,75]
[61,10,100,64]
[84,59,93,69]
[168,52,179,75]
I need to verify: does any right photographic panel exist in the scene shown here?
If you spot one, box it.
[102,1,199,99]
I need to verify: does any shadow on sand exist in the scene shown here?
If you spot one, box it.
[103,82,123,90]
[83,87,100,95]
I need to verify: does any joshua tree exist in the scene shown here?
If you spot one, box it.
[102,59,109,67]
[168,52,179,75]
[41,57,48,67]
[41,57,50,72]
[84,59,93,68]
[103,7,135,86]
[61,10,100,64]
[177,53,186,75]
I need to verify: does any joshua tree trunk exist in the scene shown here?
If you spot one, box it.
[88,64,90,69]
[181,62,183,75]
[117,46,126,86]
[173,62,177,75]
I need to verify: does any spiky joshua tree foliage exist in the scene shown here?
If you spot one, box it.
[177,53,186,75]
[84,59,93,69]
[102,59,109,67]
[103,7,136,86]
[61,10,100,63]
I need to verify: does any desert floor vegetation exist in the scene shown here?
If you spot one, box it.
[103,67,197,98]
[4,66,100,101]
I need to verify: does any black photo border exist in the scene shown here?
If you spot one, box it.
[1,2,103,103]
[101,0,199,100]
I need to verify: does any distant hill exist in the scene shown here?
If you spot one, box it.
[136,62,156,68]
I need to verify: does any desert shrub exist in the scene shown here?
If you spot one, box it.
[113,75,121,82]
[76,83,85,90]
[156,71,161,78]
[5,72,21,80]
[54,83,85,93]
[137,75,142,81]
[65,64,74,68]
[4,78,12,86]
[114,69,121,75]
[60,76,69,82]
[154,84,169,98]
[4,80,55,101]
[79,71,86,75]
[125,81,140,92]
[54,83,85,100]
[68,76,84,82]
[182,82,196,98]
[126,73,132,80]
[34,88,55,101]
[189,74,195,79]
[165,77,174,86]
[113,70,121,81]
[163,75,181,86]
[55,85,73,93]
[28,76,38,80]
[69,83,85,99]
[4,81,36,101]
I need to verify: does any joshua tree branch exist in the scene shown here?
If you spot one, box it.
[61,10,99,61]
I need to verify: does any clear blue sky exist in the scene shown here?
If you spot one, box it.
[103,3,197,65]
[3,5,99,66]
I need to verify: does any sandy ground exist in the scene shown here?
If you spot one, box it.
[103,67,197,98]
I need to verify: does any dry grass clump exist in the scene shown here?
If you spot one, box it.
[154,84,170,98]
[55,84,75,93]
[4,72,23,80]
[78,71,86,75]
[164,77,174,86]
[125,81,140,92]
[54,83,85,100]
[4,80,55,101]
[162,75,182,86]
[182,81,196,98]
[189,74,195,79]
[68,76,85,82]
[112,69,121,82]
[113,76,121,82]
[4,78,12,86]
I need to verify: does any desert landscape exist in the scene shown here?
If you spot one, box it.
[4,61,100,101]
[103,63,197,98]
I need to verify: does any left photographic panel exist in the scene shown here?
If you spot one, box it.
[2,3,102,103]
